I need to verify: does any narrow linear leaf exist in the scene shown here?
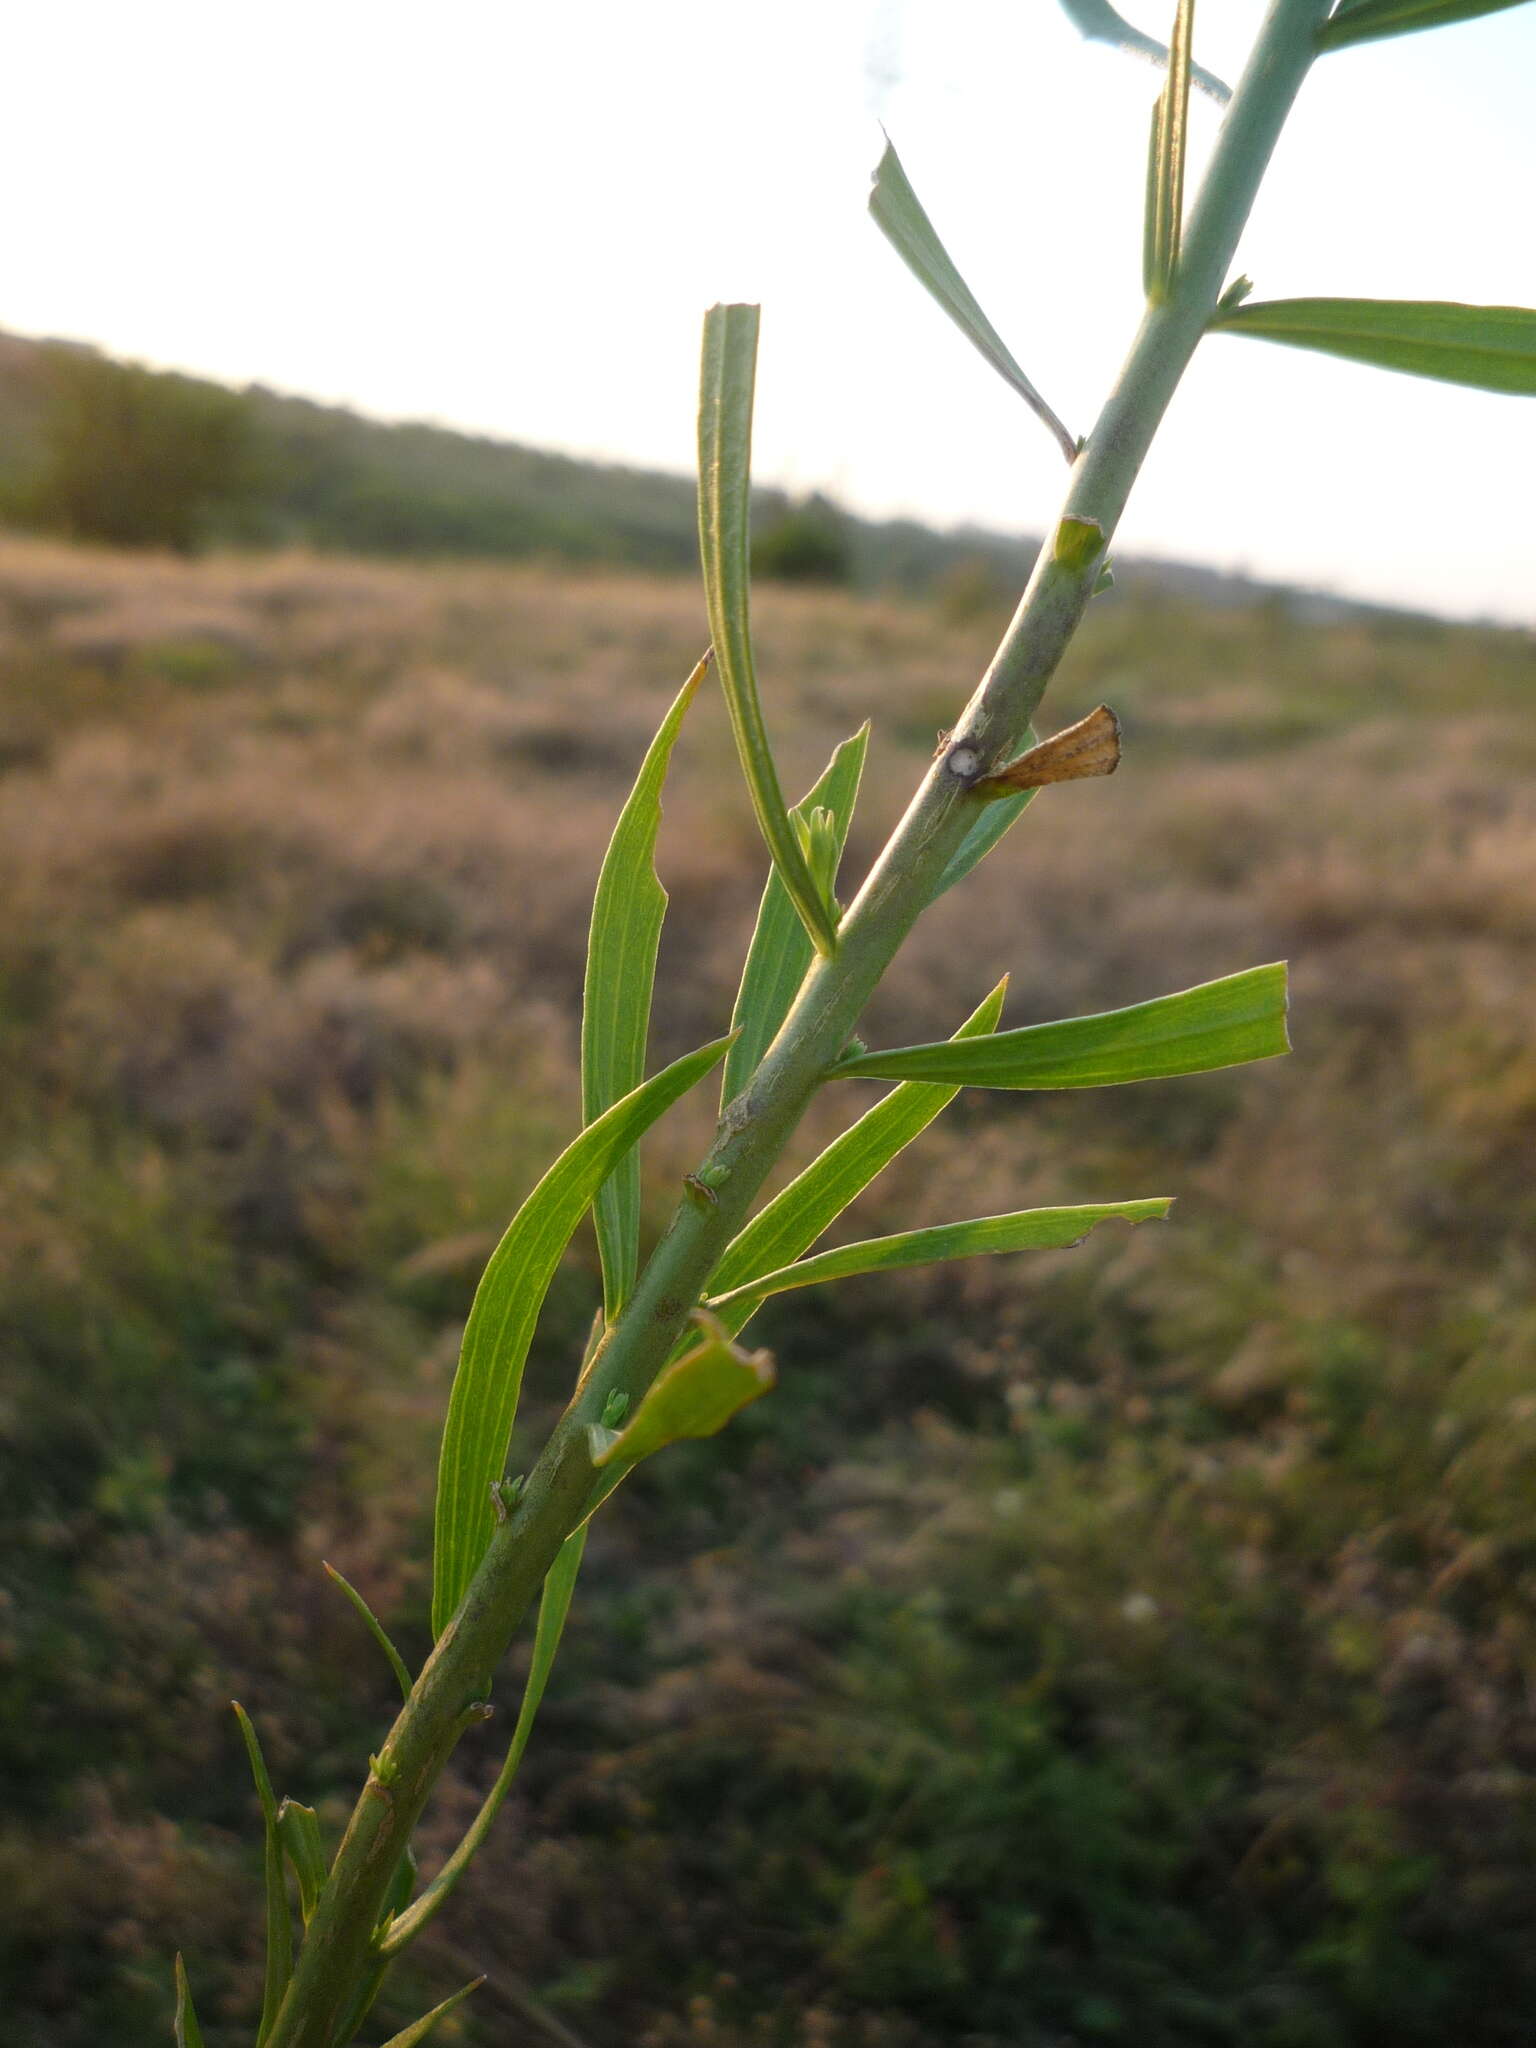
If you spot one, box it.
[374,1977,485,2048]
[709,979,1009,1330]
[231,1703,292,2047]
[173,1957,206,2048]
[722,723,869,1108]
[1054,0,1232,100]
[1321,0,1533,48]
[709,1200,1173,1316]
[583,651,710,1319]
[932,779,1038,902]
[699,304,839,956]
[383,1531,587,1957]
[870,138,1078,465]
[276,1801,327,1927]
[433,1033,733,1635]
[322,1562,412,1701]
[1211,297,1536,395]
[1144,0,1195,301]
[833,962,1289,1090]
[589,1311,774,1469]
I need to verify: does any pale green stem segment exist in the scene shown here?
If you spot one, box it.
[707,1199,1173,1317]
[382,1530,587,1956]
[583,652,710,1320]
[708,978,1009,1329]
[261,11,1330,2043]
[869,138,1078,464]
[432,1033,733,1637]
[1210,297,1536,393]
[323,1562,412,1701]
[831,962,1289,1090]
[722,724,869,1110]
[373,1976,485,2048]
[1054,0,1232,100]
[1144,0,1195,301]
[698,304,840,957]
[173,1957,206,2048]
[232,1702,292,2047]
[1318,0,1535,49]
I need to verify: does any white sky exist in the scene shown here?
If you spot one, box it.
[2,1,1533,621]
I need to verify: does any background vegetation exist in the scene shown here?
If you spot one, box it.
[1,523,1533,2045]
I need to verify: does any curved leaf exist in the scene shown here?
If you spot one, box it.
[699,304,839,956]
[375,1977,484,2048]
[1211,298,1536,395]
[722,724,868,1109]
[710,979,1008,1329]
[589,1312,774,1469]
[322,1562,412,1701]
[831,962,1289,1090]
[1319,0,1534,49]
[432,1034,732,1634]
[870,139,1078,465]
[932,780,1038,902]
[708,1200,1172,1317]
[583,652,709,1317]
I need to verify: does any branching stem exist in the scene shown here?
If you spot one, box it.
[262,5,1332,2040]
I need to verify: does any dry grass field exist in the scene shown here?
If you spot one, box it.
[3,536,1536,2046]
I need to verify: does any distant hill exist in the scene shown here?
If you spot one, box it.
[0,328,1398,620]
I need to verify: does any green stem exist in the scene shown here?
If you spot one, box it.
[261,6,1330,2040]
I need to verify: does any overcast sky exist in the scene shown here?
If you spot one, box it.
[3,1,1533,621]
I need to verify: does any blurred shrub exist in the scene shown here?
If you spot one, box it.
[27,349,255,553]
[753,495,854,586]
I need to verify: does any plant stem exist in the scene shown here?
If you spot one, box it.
[262,6,1331,2040]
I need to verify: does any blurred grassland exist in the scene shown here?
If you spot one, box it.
[2,536,1535,2047]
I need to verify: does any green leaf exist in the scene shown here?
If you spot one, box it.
[588,1311,774,1469]
[173,1957,206,2048]
[231,1703,292,2047]
[1210,297,1536,396]
[322,1562,412,1701]
[869,138,1078,465]
[432,1033,733,1635]
[699,304,840,957]
[832,962,1289,1090]
[275,1800,327,1927]
[708,1200,1173,1317]
[1320,0,1533,48]
[709,979,1009,1331]
[722,724,869,1108]
[382,1531,586,1957]
[583,651,709,1319]
[932,781,1038,902]
[1144,0,1195,302]
[374,1977,485,2048]
[1054,0,1232,100]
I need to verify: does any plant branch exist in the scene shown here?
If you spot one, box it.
[261,5,1332,2040]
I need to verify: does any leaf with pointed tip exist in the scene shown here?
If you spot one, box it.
[832,962,1289,1090]
[1144,0,1195,302]
[1320,0,1533,48]
[722,725,869,1109]
[381,1529,586,1957]
[1054,0,1231,99]
[375,1977,485,2048]
[231,1703,291,2047]
[1211,297,1536,395]
[869,139,1078,465]
[699,304,839,956]
[589,1312,774,1469]
[322,1562,412,1701]
[709,1200,1172,1317]
[932,778,1038,902]
[584,653,709,1319]
[276,1800,327,1926]
[433,1033,733,1635]
[174,1957,206,2048]
[710,980,1008,1333]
